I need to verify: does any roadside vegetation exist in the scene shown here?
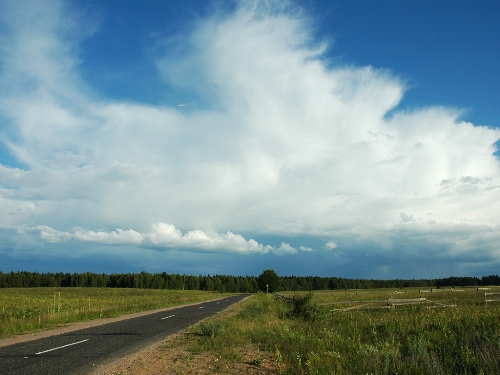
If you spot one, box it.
[176,288,500,374]
[0,288,233,338]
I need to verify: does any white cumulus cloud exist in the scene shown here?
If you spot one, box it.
[73,228,144,245]
[30,222,301,255]
[300,246,314,252]
[0,0,499,269]
[146,222,273,254]
[325,241,338,250]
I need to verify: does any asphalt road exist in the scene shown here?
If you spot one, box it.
[0,294,251,375]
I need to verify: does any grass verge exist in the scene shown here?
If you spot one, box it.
[152,289,500,374]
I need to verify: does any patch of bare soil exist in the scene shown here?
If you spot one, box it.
[93,334,275,375]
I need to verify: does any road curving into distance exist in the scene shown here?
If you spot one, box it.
[0,294,251,375]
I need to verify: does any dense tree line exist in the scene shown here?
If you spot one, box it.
[0,271,259,293]
[280,275,437,291]
[0,270,499,291]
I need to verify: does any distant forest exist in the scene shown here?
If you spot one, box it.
[1,271,500,292]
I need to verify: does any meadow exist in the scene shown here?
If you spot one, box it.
[179,287,500,374]
[3,286,500,374]
[0,288,231,338]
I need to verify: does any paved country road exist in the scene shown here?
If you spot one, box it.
[0,294,251,375]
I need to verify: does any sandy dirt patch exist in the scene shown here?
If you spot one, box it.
[92,334,275,375]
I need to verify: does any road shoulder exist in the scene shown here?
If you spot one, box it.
[91,295,262,375]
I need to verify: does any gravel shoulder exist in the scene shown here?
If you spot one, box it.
[92,335,275,375]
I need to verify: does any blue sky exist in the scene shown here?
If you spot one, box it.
[0,0,499,279]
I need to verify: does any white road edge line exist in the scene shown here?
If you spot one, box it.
[161,314,175,320]
[35,339,90,355]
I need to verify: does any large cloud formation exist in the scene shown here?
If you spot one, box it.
[0,0,499,272]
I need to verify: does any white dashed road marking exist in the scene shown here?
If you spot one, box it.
[35,339,90,355]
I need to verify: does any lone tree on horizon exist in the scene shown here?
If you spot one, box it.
[257,269,281,293]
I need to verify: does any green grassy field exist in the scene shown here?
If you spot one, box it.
[184,287,500,374]
[3,287,500,373]
[0,288,232,338]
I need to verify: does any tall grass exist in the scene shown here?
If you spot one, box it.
[0,288,231,338]
[187,289,500,374]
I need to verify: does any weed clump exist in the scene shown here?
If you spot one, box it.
[277,293,319,321]
[199,321,221,338]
